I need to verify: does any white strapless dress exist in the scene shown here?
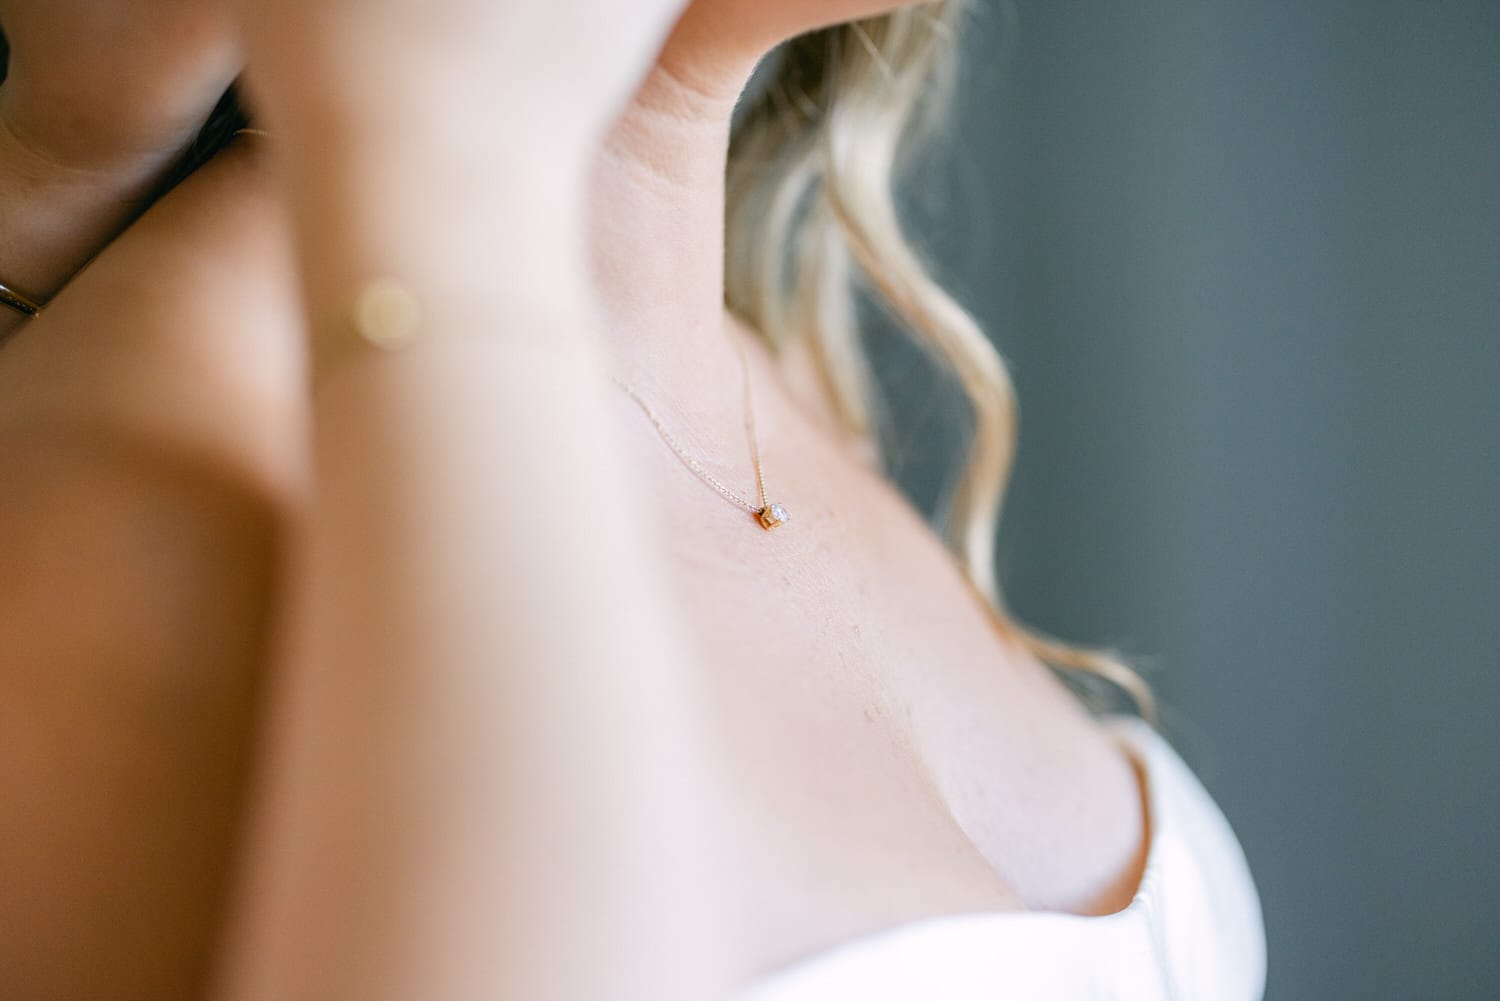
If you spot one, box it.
[738,713,1267,1001]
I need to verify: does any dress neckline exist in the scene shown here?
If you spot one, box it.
[949,712,1164,925]
[748,714,1167,988]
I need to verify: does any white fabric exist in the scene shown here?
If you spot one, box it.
[738,713,1267,1001]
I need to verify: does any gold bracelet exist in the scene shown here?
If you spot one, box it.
[0,279,45,318]
[310,277,611,398]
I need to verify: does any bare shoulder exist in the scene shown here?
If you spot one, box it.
[0,136,307,499]
[0,134,306,668]
[0,136,309,998]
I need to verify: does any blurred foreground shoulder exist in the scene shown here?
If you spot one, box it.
[0,135,307,1001]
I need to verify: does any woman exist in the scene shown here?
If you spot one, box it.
[0,0,1266,998]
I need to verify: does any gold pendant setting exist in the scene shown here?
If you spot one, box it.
[756,503,790,531]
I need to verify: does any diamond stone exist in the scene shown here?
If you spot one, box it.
[757,502,790,530]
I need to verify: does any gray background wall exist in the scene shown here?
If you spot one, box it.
[886,3,1499,999]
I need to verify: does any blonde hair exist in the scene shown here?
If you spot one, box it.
[725,3,1158,725]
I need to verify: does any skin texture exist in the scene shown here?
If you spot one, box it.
[663,0,943,96]
[0,0,1149,996]
[0,0,237,163]
[0,0,239,328]
[574,24,1153,972]
[0,138,304,999]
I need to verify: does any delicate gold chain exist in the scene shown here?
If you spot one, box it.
[333,270,790,528]
[607,325,789,530]
[226,135,786,528]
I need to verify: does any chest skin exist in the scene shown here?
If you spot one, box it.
[606,322,1151,978]
[0,136,1147,987]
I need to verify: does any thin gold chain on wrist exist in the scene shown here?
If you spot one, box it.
[338,275,791,533]
[214,129,788,534]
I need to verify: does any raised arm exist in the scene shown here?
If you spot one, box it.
[208,4,740,1000]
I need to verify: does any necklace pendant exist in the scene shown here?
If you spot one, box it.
[756,503,790,530]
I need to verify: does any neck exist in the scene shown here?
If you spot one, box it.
[588,49,761,414]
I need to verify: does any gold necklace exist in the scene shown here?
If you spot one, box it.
[334,267,788,529]
[607,326,790,531]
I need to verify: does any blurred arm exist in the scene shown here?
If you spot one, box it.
[206,102,737,1001]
